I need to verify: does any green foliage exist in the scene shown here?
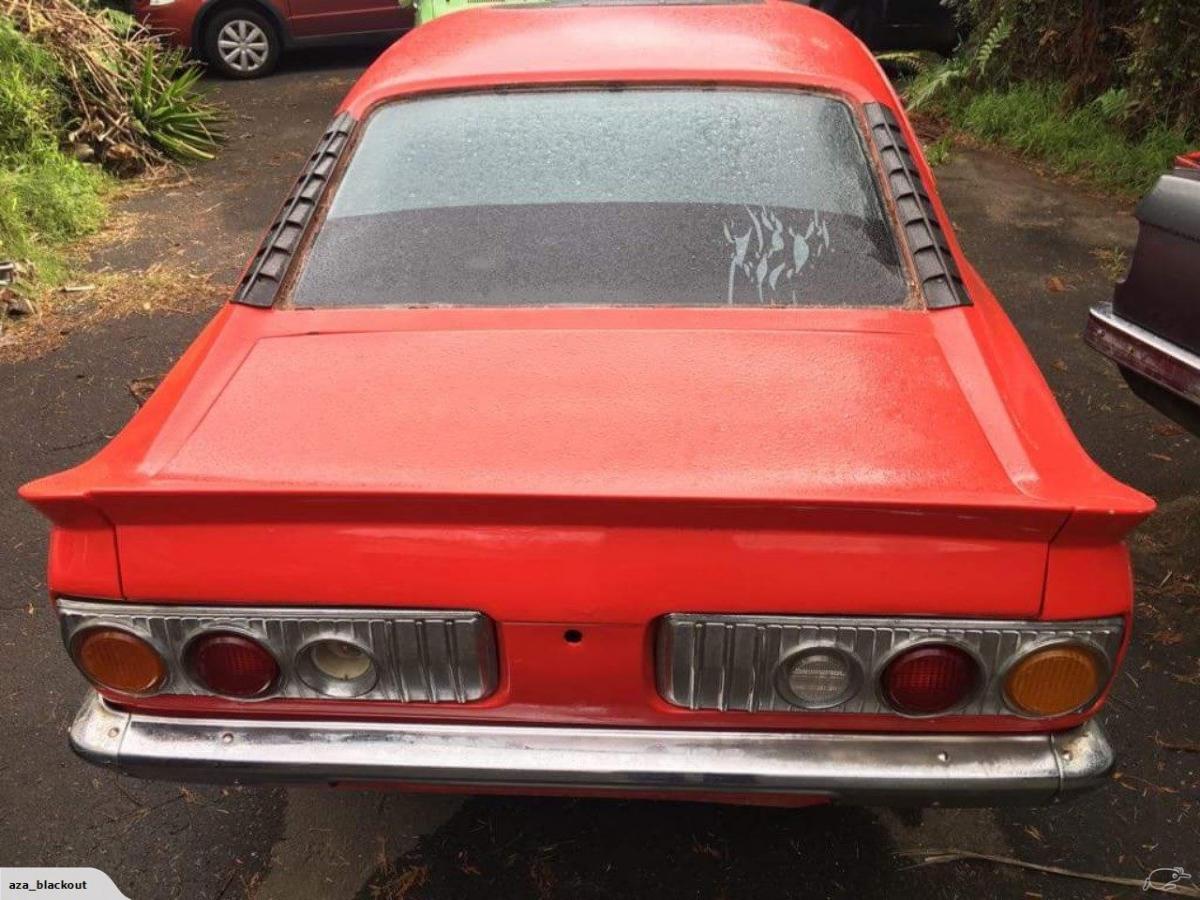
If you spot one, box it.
[130,46,221,161]
[899,16,1012,112]
[970,15,1010,77]
[0,0,222,282]
[0,19,62,161]
[874,51,940,76]
[923,134,954,167]
[0,15,108,274]
[941,0,1200,134]
[4,0,223,170]
[894,2,1199,194]
[938,82,1192,194]
[0,157,108,265]
[906,61,966,112]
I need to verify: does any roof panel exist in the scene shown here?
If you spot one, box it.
[341,0,895,115]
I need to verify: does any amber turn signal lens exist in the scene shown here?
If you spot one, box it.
[73,627,166,695]
[1005,645,1103,717]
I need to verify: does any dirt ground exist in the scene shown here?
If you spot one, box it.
[1,46,1197,900]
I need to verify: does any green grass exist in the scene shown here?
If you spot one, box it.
[0,17,109,280]
[0,159,108,276]
[929,80,1194,196]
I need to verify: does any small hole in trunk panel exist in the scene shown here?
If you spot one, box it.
[563,629,583,644]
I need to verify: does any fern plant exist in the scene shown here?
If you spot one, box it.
[882,15,1013,113]
[970,16,1012,78]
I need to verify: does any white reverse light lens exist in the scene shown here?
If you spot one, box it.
[312,640,372,679]
[148,0,177,7]
[297,639,377,697]
[779,648,859,709]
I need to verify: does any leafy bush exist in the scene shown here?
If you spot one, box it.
[0,18,107,270]
[944,82,1192,194]
[0,159,107,265]
[944,0,1200,134]
[888,2,1198,194]
[0,0,223,282]
[129,45,221,161]
[2,0,222,170]
[0,19,61,160]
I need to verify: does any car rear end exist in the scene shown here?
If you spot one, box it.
[23,0,1152,806]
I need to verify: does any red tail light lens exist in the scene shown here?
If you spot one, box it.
[882,644,978,715]
[185,632,279,698]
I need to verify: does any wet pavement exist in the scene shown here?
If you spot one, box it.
[1,46,1197,900]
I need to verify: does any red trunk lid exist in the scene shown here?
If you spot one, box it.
[21,307,1151,621]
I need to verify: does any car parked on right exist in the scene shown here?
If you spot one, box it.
[1086,152,1200,435]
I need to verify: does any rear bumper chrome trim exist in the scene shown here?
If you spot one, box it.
[70,691,1113,805]
[1086,302,1200,404]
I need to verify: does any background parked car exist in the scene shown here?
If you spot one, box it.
[1085,152,1200,436]
[132,0,413,78]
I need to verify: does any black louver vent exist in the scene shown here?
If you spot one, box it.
[234,112,356,308]
[864,103,970,309]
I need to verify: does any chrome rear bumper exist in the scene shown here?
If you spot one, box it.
[1086,302,1200,404]
[70,691,1113,805]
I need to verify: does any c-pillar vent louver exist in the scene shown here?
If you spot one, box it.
[864,103,970,309]
[234,112,356,308]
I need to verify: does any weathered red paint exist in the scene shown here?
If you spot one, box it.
[22,1,1152,762]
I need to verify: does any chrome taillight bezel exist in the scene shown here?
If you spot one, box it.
[56,598,499,703]
[657,613,1124,718]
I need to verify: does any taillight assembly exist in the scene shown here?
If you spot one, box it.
[184,631,280,699]
[55,600,499,703]
[881,644,979,715]
[71,627,166,695]
[658,613,1123,719]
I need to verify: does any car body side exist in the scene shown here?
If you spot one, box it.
[132,0,411,52]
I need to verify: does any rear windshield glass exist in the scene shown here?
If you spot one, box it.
[290,89,908,308]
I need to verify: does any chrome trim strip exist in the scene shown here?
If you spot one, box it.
[57,599,498,704]
[69,691,1113,805]
[656,614,1123,715]
[1085,302,1200,404]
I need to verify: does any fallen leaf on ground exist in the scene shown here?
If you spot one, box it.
[1045,275,1069,292]
[1150,630,1185,645]
[1153,423,1186,437]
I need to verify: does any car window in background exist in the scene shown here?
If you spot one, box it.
[291,88,909,308]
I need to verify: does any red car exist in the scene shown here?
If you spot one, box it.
[132,0,411,79]
[24,1,1153,806]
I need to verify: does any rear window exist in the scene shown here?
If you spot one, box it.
[290,88,908,308]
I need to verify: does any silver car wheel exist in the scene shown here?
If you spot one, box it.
[216,19,271,74]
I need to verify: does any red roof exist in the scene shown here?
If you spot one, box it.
[341,0,898,117]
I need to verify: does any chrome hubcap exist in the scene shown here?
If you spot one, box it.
[217,20,269,73]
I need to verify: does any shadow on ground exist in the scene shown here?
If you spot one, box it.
[358,799,906,900]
